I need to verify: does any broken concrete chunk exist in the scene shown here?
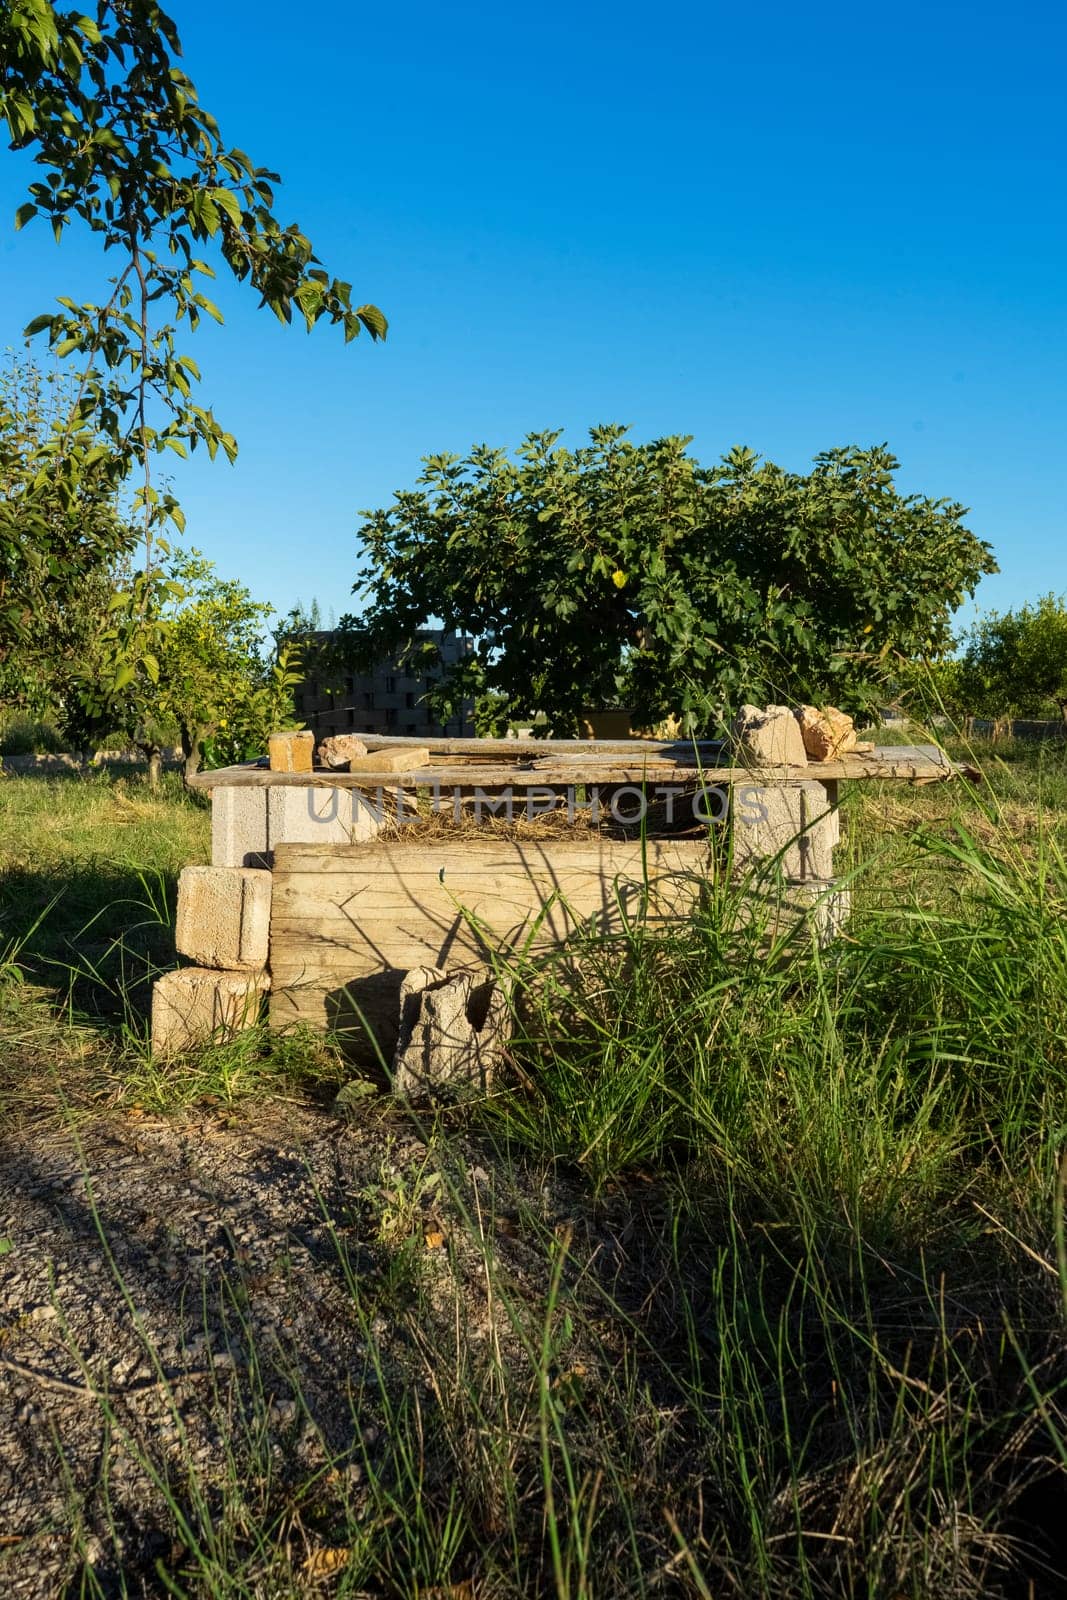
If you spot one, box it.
[795,705,858,762]
[317,734,369,769]
[733,704,808,767]
[175,865,271,970]
[391,966,509,1101]
[268,729,314,773]
[349,746,431,773]
[151,966,269,1058]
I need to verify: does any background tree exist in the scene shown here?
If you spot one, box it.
[0,347,133,709]
[152,551,303,780]
[348,427,997,735]
[959,595,1067,726]
[70,548,302,784]
[2,0,385,701]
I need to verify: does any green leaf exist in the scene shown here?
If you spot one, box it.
[211,188,243,229]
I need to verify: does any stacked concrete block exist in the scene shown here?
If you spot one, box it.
[151,966,270,1058]
[731,780,837,881]
[211,785,269,869]
[265,784,382,856]
[152,864,272,1057]
[797,782,839,881]
[730,776,848,941]
[175,865,271,969]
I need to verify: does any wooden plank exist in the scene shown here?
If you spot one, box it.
[268,837,711,1056]
[270,838,710,874]
[325,733,727,757]
[192,745,958,790]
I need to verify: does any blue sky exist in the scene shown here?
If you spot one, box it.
[2,0,1064,631]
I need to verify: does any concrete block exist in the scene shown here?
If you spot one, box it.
[798,880,852,945]
[731,783,806,877]
[268,730,314,772]
[211,785,269,868]
[392,966,509,1101]
[737,877,852,947]
[732,781,839,882]
[266,784,382,850]
[799,783,839,880]
[175,865,271,970]
[151,966,269,1057]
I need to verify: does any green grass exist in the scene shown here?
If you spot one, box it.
[1,746,1067,1595]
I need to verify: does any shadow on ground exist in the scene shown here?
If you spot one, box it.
[0,862,178,1022]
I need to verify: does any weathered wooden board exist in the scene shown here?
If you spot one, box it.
[193,744,957,791]
[268,837,711,1055]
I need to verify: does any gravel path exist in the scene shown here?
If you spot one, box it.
[0,1103,424,1595]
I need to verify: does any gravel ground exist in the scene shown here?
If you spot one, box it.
[0,1102,455,1596]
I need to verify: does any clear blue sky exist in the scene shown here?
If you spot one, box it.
[2,0,1064,631]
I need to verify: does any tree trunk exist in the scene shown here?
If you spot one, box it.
[180,723,203,786]
[1059,700,1067,725]
[143,744,163,789]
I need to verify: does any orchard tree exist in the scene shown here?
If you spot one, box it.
[2,0,385,687]
[0,347,132,705]
[71,548,303,784]
[961,596,1067,724]
[348,427,997,735]
[151,551,304,779]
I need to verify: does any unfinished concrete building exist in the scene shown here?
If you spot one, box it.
[292,627,476,741]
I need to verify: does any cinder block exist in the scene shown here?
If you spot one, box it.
[266,784,382,850]
[175,865,271,970]
[799,784,839,880]
[732,781,839,882]
[211,785,269,868]
[738,877,852,947]
[392,965,509,1101]
[731,783,806,877]
[151,966,270,1057]
[268,730,314,772]
[798,879,852,945]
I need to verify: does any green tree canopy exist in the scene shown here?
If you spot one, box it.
[959,595,1067,723]
[2,0,386,688]
[0,347,133,705]
[68,546,302,782]
[347,427,997,735]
